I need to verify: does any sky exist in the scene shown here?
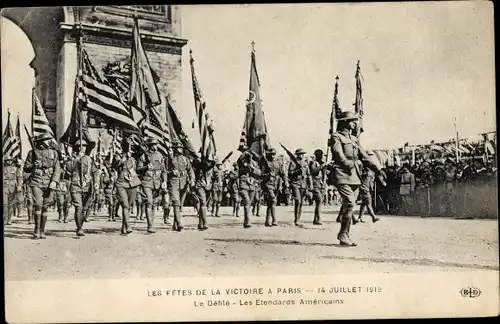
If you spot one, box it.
[2,2,496,161]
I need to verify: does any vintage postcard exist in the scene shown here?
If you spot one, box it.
[2,2,498,322]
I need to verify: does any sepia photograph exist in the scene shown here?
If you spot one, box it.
[2,2,498,322]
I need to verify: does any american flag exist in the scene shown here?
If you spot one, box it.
[78,48,140,132]
[3,110,21,160]
[354,61,364,136]
[329,76,342,143]
[190,50,216,160]
[14,113,22,159]
[140,106,170,157]
[32,88,58,148]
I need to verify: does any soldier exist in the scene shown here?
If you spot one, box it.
[3,156,23,225]
[309,149,331,225]
[237,148,262,228]
[261,148,287,227]
[66,140,99,236]
[57,148,72,223]
[287,148,311,227]
[192,155,216,230]
[101,158,118,221]
[167,139,195,232]
[12,157,25,219]
[398,162,416,216]
[24,180,33,224]
[210,158,224,218]
[251,177,262,217]
[228,162,241,217]
[112,139,142,235]
[355,153,383,223]
[330,111,385,246]
[136,137,167,233]
[23,135,61,239]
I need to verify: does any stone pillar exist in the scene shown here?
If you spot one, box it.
[56,41,77,140]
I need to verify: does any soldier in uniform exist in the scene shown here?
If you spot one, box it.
[330,111,386,246]
[354,153,382,223]
[136,137,167,233]
[112,139,142,235]
[66,140,99,236]
[101,159,118,221]
[3,156,23,225]
[261,148,287,227]
[167,139,195,232]
[228,162,241,217]
[210,158,224,218]
[309,149,331,225]
[24,135,61,239]
[192,155,216,230]
[12,158,25,219]
[287,148,311,227]
[251,177,262,217]
[57,148,72,223]
[237,149,262,228]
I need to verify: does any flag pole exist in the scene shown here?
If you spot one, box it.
[454,117,459,163]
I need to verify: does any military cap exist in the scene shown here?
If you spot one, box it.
[295,148,307,155]
[266,148,277,155]
[337,111,360,121]
[314,149,324,156]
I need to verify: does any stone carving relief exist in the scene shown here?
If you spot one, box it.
[93,5,171,23]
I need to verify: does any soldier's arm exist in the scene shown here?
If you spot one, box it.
[51,156,62,184]
[357,142,382,174]
[331,135,354,169]
[24,150,35,173]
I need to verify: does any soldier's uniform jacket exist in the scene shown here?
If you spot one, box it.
[4,164,23,195]
[237,151,262,191]
[137,150,167,190]
[167,154,194,189]
[112,153,141,189]
[24,148,61,189]
[288,159,311,189]
[443,166,457,189]
[330,130,379,186]
[211,167,224,192]
[58,159,72,193]
[309,160,329,191]
[228,170,239,194]
[101,168,116,194]
[192,159,215,190]
[66,155,100,193]
[262,159,286,191]
[360,168,376,193]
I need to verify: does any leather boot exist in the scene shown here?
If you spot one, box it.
[173,206,183,232]
[337,217,356,246]
[40,213,48,239]
[294,203,303,227]
[32,211,41,239]
[271,206,278,226]
[163,207,170,224]
[336,204,345,223]
[235,202,240,217]
[57,207,63,223]
[5,205,12,225]
[146,205,155,233]
[200,206,208,230]
[75,209,85,237]
[243,205,251,228]
[121,206,132,235]
[265,206,272,227]
[27,206,33,225]
[214,204,220,218]
[313,202,322,225]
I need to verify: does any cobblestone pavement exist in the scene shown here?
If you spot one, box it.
[4,206,498,281]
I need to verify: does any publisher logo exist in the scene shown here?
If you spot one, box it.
[460,287,482,298]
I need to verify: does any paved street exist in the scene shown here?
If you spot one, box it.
[4,205,498,281]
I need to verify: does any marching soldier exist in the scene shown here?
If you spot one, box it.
[136,137,167,233]
[192,155,216,230]
[354,152,382,223]
[112,139,142,235]
[57,148,72,223]
[210,158,224,218]
[101,157,118,221]
[309,149,330,225]
[167,139,195,232]
[66,140,99,236]
[330,111,386,246]
[3,156,23,226]
[228,162,241,217]
[261,148,287,227]
[24,135,61,239]
[252,178,262,217]
[13,158,25,219]
[287,148,311,227]
[237,148,262,228]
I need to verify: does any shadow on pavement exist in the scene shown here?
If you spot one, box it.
[206,237,333,247]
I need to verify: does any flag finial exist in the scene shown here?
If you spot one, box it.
[251,40,255,52]
[189,49,194,63]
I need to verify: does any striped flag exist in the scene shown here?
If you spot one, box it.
[238,42,270,158]
[32,88,58,148]
[329,75,342,146]
[140,106,170,157]
[190,50,216,161]
[15,113,22,159]
[129,17,161,111]
[3,110,21,160]
[78,48,140,132]
[354,60,364,137]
